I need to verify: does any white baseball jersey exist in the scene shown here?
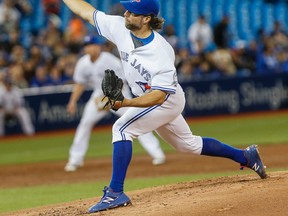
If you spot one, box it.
[93,11,203,155]
[93,11,178,97]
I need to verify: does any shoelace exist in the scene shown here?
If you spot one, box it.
[99,187,109,201]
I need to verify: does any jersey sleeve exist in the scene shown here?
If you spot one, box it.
[150,39,178,94]
[150,70,178,94]
[93,10,125,45]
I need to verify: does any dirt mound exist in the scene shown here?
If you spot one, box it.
[3,171,288,216]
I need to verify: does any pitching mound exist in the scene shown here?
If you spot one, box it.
[4,171,288,216]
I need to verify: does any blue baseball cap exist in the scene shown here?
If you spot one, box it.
[120,0,160,16]
[83,35,105,46]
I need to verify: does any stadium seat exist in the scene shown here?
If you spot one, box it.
[273,2,288,29]
[261,2,275,33]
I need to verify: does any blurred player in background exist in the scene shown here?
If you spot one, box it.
[0,75,34,137]
[65,35,165,171]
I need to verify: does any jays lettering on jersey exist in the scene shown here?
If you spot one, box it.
[93,11,178,97]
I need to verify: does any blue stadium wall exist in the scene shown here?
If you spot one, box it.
[5,73,288,135]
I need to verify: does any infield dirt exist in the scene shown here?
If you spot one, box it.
[1,144,288,216]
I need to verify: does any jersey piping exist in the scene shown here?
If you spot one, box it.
[130,32,155,48]
[151,86,176,94]
[93,10,102,35]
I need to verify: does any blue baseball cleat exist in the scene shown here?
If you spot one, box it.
[243,144,267,179]
[88,186,131,213]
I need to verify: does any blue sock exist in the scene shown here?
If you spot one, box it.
[109,140,132,192]
[201,137,247,165]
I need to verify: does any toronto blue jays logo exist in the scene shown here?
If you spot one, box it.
[132,0,141,2]
[136,81,151,93]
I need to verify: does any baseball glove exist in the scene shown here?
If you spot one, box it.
[101,69,124,111]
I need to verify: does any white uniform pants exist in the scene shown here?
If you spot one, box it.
[68,97,164,165]
[112,85,203,155]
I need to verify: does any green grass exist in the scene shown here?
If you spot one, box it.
[0,132,110,165]
[0,132,173,165]
[0,112,287,165]
[190,113,288,145]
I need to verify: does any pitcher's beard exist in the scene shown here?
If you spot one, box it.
[125,23,141,31]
